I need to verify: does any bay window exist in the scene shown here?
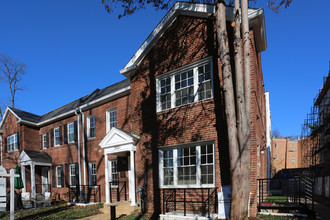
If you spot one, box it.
[157,57,213,112]
[159,141,215,188]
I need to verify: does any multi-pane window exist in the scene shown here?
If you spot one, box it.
[110,160,118,187]
[201,144,214,184]
[89,161,97,186]
[159,142,214,188]
[7,133,18,152]
[175,70,194,107]
[160,77,171,110]
[88,115,96,139]
[274,155,278,160]
[292,156,295,164]
[70,164,76,186]
[163,150,173,185]
[157,58,213,112]
[68,123,74,143]
[198,63,212,101]
[292,145,295,152]
[178,147,196,185]
[56,166,62,187]
[54,127,61,146]
[43,134,49,149]
[107,108,117,133]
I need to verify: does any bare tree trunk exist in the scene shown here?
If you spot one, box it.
[241,0,252,218]
[215,1,241,218]
[232,0,248,217]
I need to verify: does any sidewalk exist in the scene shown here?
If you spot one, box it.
[79,201,139,220]
[314,199,330,220]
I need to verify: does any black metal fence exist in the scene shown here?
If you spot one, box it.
[109,181,127,203]
[257,177,314,212]
[68,185,101,203]
[162,188,217,217]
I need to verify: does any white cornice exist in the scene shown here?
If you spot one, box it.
[0,107,21,130]
[120,2,267,77]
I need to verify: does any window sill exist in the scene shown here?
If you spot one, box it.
[157,97,213,113]
[87,137,96,140]
[160,184,215,189]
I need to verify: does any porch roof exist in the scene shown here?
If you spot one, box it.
[18,150,52,166]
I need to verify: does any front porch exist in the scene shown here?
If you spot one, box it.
[99,127,140,206]
[18,150,52,197]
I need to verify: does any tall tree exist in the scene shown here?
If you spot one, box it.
[0,54,26,119]
[101,0,293,218]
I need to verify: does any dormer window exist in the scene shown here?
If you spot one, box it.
[156,57,213,112]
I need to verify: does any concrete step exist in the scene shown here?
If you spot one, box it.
[102,201,139,218]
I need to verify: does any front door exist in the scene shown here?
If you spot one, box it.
[41,167,49,193]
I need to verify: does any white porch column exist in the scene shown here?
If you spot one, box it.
[105,154,110,204]
[30,162,35,196]
[130,150,136,206]
[21,165,26,193]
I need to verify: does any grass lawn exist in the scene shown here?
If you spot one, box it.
[118,211,151,220]
[258,214,305,220]
[265,196,288,203]
[0,202,103,220]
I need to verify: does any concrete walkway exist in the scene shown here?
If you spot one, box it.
[79,201,139,220]
[314,201,330,220]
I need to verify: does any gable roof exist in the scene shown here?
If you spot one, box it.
[120,2,267,77]
[18,150,52,165]
[0,79,130,129]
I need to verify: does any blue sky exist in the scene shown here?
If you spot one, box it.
[0,0,329,137]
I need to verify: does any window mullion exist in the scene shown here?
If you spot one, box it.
[156,79,160,112]
[193,67,199,101]
[173,148,178,187]
[171,75,175,109]
[159,150,164,187]
[196,145,201,186]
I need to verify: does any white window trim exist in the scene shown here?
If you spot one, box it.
[156,57,214,112]
[292,145,295,152]
[292,156,295,164]
[109,159,118,188]
[54,127,61,147]
[56,166,62,187]
[106,108,117,133]
[7,133,18,153]
[158,140,215,189]
[43,134,48,149]
[274,155,278,160]
[89,161,97,187]
[87,115,95,139]
[68,122,75,144]
[69,164,76,187]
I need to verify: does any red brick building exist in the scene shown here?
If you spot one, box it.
[0,2,268,218]
[271,137,301,177]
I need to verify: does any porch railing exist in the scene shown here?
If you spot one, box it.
[257,177,314,212]
[68,185,101,203]
[35,184,51,193]
[162,188,217,217]
[109,181,127,203]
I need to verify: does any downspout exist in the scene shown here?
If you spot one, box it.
[74,110,82,202]
[79,108,87,186]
